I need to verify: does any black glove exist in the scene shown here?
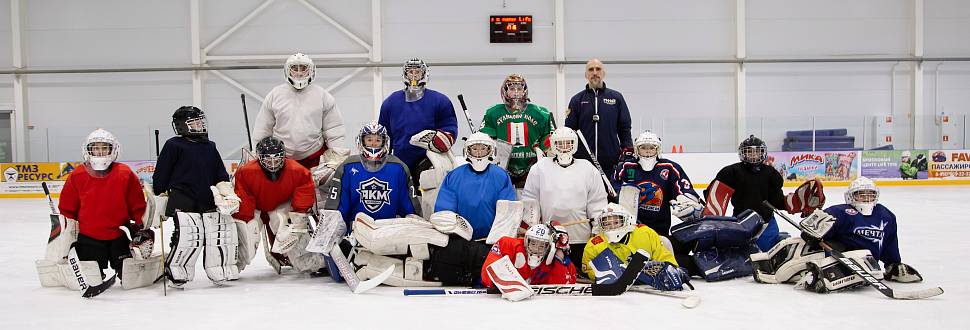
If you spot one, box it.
[800,231,822,248]
[885,263,923,283]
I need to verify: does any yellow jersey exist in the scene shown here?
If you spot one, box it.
[581,225,677,279]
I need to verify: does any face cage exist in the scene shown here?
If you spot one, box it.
[505,84,527,100]
[184,116,207,134]
[259,152,285,172]
[289,64,311,79]
[466,143,493,159]
[598,215,626,232]
[637,144,659,158]
[525,237,550,257]
[86,143,114,157]
[740,146,766,164]
[404,67,425,83]
[850,190,879,204]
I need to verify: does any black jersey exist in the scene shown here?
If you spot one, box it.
[706,162,786,221]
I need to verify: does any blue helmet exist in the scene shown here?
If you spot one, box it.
[357,122,390,171]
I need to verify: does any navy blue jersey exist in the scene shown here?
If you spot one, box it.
[323,155,420,227]
[614,159,699,235]
[565,84,633,166]
[823,203,901,266]
[152,137,229,211]
[378,89,458,170]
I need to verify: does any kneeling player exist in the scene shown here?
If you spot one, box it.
[583,204,690,291]
[233,137,322,274]
[482,223,576,287]
[40,129,150,291]
[752,177,924,293]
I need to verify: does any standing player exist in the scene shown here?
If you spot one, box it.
[434,132,517,240]
[754,177,925,292]
[378,58,458,189]
[322,122,422,228]
[481,223,576,288]
[479,74,555,186]
[521,127,608,273]
[153,106,239,286]
[614,131,702,236]
[703,135,824,251]
[253,52,347,171]
[565,59,634,184]
[232,137,322,273]
[59,129,149,281]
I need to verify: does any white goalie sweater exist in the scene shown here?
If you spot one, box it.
[253,84,347,160]
[521,157,608,244]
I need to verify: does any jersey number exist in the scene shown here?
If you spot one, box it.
[329,186,338,200]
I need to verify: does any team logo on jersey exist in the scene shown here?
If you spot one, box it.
[603,98,616,105]
[844,208,859,216]
[356,177,393,213]
[660,169,669,180]
[489,244,501,256]
[854,221,887,249]
[635,181,663,212]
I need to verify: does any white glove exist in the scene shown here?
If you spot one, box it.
[312,147,350,185]
[670,194,704,221]
[409,129,454,153]
[271,212,310,254]
[799,209,835,240]
[428,211,473,241]
[210,181,240,216]
[235,218,262,271]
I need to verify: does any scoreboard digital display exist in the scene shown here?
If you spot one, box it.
[490,15,533,43]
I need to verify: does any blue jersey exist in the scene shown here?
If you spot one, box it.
[323,155,420,228]
[613,159,698,235]
[823,204,901,266]
[378,89,458,170]
[434,163,517,240]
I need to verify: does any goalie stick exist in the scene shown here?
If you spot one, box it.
[403,250,649,298]
[305,211,393,294]
[42,182,116,298]
[154,129,168,296]
[575,129,617,198]
[456,94,478,133]
[763,201,943,300]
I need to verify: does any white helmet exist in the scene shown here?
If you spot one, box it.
[845,177,879,216]
[593,203,636,243]
[524,223,554,268]
[549,127,578,167]
[464,132,496,172]
[284,53,315,90]
[82,128,120,171]
[634,131,662,171]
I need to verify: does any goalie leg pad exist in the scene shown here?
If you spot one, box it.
[202,212,239,282]
[166,213,204,284]
[352,213,448,255]
[36,259,103,290]
[797,250,884,293]
[282,232,325,272]
[670,210,764,251]
[751,237,825,284]
[234,219,262,272]
[692,246,757,282]
[354,251,441,287]
[45,216,78,261]
[427,237,489,286]
[487,200,523,244]
[121,255,164,289]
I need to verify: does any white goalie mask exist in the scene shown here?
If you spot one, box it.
[549,127,578,167]
[284,53,315,90]
[634,131,661,171]
[524,223,554,268]
[82,128,121,171]
[593,203,636,243]
[845,177,879,216]
[464,132,496,172]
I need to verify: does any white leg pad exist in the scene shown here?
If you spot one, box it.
[352,213,448,256]
[283,233,325,272]
[122,255,164,289]
[168,213,204,283]
[202,212,239,283]
[234,219,262,272]
[36,259,103,290]
[354,250,441,287]
[487,200,523,244]
[45,217,78,261]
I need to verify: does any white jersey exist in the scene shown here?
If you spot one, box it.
[521,157,608,244]
[253,84,347,160]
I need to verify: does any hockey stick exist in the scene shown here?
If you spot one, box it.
[575,129,617,198]
[42,182,115,297]
[153,130,168,296]
[763,202,943,300]
[628,286,702,308]
[456,94,478,133]
[404,250,649,298]
[241,94,253,151]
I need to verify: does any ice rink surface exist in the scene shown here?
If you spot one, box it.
[1,186,966,329]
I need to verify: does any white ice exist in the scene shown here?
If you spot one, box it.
[1,186,967,329]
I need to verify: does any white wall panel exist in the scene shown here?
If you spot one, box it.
[925,0,970,56]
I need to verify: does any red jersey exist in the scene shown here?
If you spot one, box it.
[481,236,577,288]
[58,163,146,240]
[233,159,315,222]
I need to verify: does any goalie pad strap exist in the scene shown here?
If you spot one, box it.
[202,212,239,282]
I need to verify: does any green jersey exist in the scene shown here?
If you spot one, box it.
[480,103,555,177]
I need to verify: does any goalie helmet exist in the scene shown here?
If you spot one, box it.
[464,132,496,172]
[845,176,879,216]
[403,58,429,102]
[524,223,554,268]
[738,135,767,170]
[549,127,578,167]
[256,136,286,181]
[501,74,529,111]
[82,128,120,171]
[634,131,662,171]
[357,122,390,172]
[593,203,636,243]
[172,106,208,141]
[284,53,315,90]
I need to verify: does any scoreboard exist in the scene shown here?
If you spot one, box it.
[490,15,532,43]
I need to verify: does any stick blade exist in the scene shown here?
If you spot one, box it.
[82,274,116,298]
[352,265,394,294]
[891,287,944,300]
